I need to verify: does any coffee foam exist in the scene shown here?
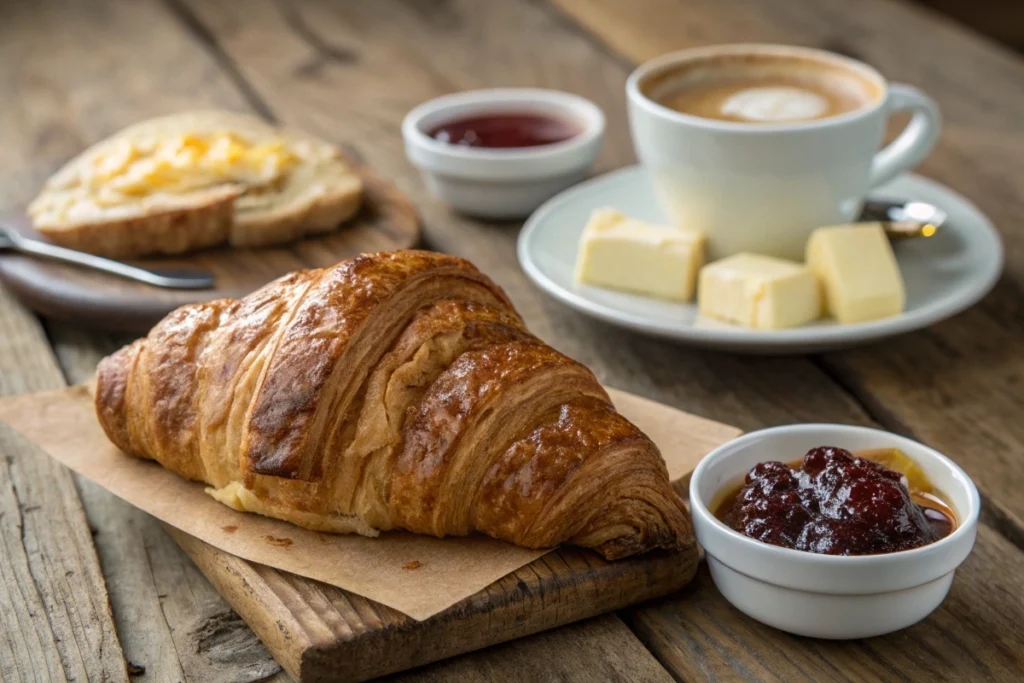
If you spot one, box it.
[642,52,883,118]
[720,87,829,122]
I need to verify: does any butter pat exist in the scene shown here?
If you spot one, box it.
[698,253,821,329]
[806,223,905,324]
[575,208,705,301]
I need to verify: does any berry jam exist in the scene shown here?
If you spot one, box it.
[428,113,580,148]
[715,446,955,555]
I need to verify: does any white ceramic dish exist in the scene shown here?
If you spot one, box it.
[689,424,980,639]
[517,165,1004,353]
[402,89,605,218]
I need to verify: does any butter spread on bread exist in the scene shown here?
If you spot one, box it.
[94,250,694,560]
[28,110,363,257]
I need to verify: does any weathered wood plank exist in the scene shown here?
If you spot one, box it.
[1,0,687,680]
[8,0,1024,680]
[379,614,676,683]
[50,325,282,683]
[177,0,874,436]
[547,0,1024,535]
[168,519,700,682]
[0,0,278,679]
[168,1,1024,681]
[0,265,126,680]
[0,9,133,662]
[624,524,1024,682]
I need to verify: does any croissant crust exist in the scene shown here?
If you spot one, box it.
[96,250,694,559]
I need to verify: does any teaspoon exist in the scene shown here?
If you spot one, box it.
[860,199,948,240]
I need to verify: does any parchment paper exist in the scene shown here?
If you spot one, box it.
[0,384,739,621]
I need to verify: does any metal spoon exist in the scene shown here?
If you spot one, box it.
[0,225,216,290]
[860,199,948,240]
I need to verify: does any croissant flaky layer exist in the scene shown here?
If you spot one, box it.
[95,250,694,559]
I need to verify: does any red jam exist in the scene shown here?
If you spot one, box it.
[714,446,955,556]
[428,113,580,148]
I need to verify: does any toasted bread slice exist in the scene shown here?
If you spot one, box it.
[28,110,363,258]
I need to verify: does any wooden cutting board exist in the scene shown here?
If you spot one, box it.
[170,530,697,683]
[158,401,740,683]
[0,156,420,333]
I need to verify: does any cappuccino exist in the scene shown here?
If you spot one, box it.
[646,54,881,124]
[628,45,939,260]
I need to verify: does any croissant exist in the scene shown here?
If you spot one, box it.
[95,250,693,559]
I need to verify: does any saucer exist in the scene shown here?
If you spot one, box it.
[517,165,1003,353]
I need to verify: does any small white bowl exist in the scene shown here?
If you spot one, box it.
[689,424,980,639]
[402,88,605,219]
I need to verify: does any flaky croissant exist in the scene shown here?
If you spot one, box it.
[95,251,693,559]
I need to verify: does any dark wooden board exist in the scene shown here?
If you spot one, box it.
[0,157,420,333]
[168,528,698,683]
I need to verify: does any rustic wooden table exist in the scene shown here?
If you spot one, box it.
[2,0,1024,681]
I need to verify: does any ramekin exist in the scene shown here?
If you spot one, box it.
[402,88,605,219]
[689,424,980,639]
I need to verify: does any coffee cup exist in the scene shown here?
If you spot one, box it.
[626,44,941,260]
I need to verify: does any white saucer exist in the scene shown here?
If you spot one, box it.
[517,165,1003,353]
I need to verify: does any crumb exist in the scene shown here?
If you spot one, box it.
[264,535,294,547]
[403,560,422,571]
[221,525,238,533]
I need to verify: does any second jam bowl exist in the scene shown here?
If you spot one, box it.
[689,424,980,639]
[402,88,605,218]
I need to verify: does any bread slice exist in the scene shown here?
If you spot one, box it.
[28,110,363,258]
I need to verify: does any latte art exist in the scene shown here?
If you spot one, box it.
[720,86,828,122]
[651,61,880,124]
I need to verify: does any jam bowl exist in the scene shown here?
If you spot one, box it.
[689,424,980,639]
[402,88,605,218]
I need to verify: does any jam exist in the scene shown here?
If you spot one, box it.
[428,113,580,148]
[714,446,955,556]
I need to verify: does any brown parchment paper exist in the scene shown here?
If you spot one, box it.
[0,384,739,621]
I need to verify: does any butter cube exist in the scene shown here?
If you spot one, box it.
[575,208,705,302]
[806,223,905,324]
[698,253,821,329]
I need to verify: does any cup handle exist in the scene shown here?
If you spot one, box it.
[868,84,941,188]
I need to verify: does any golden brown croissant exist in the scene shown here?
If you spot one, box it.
[95,251,693,559]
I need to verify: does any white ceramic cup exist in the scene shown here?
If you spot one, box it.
[626,44,941,260]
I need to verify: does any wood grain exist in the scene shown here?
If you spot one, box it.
[169,0,1024,681]
[0,289,126,681]
[5,0,1024,680]
[378,613,676,683]
[176,0,876,437]
[171,527,697,682]
[625,524,1024,682]
[0,31,130,665]
[49,324,283,683]
[548,0,1024,541]
[0,0,685,681]
[0,0,284,679]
